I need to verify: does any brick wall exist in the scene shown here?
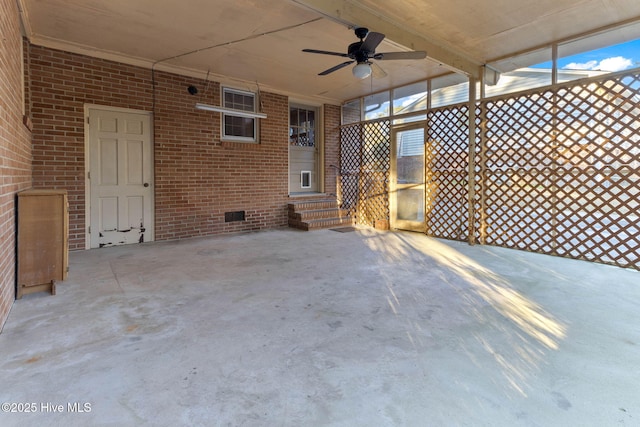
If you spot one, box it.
[0,0,33,330]
[27,45,339,249]
[28,45,153,250]
[152,70,290,239]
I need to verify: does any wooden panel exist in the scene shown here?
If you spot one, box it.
[99,197,118,231]
[99,138,118,185]
[126,140,144,185]
[126,196,143,229]
[17,190,68,298]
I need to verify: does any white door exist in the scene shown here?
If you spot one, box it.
[88,108,153,248]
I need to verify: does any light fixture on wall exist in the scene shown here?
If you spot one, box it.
[352,62,372,79]
[195,103,267,119]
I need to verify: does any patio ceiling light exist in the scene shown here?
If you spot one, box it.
[352,62,372,79]
[195,103,267,119]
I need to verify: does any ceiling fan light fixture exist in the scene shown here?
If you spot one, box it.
[352,62,372,79]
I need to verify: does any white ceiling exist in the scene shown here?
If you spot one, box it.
[18,0,640,104]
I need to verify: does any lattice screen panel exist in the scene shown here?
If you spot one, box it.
[339,120,390,226]
[339,69,639,270]
[481,90,558,253]
[426,105,470,241]
[551,74,640,268]
[479,71,639,269]
[339,124,362,214]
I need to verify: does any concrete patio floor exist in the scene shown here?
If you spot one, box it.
[0,227,638,426]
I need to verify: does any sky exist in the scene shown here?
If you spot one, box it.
[556,38,640,72]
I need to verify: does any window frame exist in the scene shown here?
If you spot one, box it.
[289,105,318,147]
[221,87,258,143]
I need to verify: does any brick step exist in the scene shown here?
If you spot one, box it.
[288,207,350,222]
[287,198,352,231]
[287,199,338,212]
[289,216,353,231]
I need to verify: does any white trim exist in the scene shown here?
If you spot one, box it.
[83,104,155,249]
[221,87,259,143]
[318,105,325,194]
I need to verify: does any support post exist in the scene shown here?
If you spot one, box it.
[467,75,477,244]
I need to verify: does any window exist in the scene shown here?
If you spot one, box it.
[430,74,470,108]
[364,91,390,120]
[289,106,316,147]
[222,87,257,142]
[393,82,428,124]
[342,99,361,124]
[558,37,640,83]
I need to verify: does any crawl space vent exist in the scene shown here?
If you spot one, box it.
[225,211,245,222]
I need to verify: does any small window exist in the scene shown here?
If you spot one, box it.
[342,99,362,124]
[430,74,470,108]
[364,91,390,120]
[222,87,257,142]
[290,106,316,147]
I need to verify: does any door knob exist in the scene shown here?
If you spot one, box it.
[143,183,149,187]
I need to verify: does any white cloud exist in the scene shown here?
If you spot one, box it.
[564,56,634,72]
[564,60,597,70]
[598,56,634,71]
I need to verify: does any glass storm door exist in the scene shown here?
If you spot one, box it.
[390,124,426,232]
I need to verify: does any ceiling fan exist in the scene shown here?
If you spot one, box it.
[303,27,427,79]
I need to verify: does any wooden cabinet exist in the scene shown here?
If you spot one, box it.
[17,189,69,299]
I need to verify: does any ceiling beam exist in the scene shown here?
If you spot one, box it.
[291,0,482,79]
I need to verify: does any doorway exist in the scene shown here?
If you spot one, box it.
[390,123,426,231]
[86,106,154,248]
[289,105,320,194]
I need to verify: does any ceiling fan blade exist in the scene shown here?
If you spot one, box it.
[371,62,387,78]
[375,51,427,60]
[361,31,385,52]
[318,60,354,76]
[303,49,350,58]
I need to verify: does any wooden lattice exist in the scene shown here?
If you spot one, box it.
[478,71,640,269]
[340,69,639,270]
[339,124,361,213]
[480,90,557,252]
[339,120,390,226]
[551,75,640,268]
[426,105,470,241]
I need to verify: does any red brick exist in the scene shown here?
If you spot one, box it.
[0,0,33,330]
[26,45,341,250]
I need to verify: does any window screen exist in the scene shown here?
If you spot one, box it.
[223,88,257,142]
